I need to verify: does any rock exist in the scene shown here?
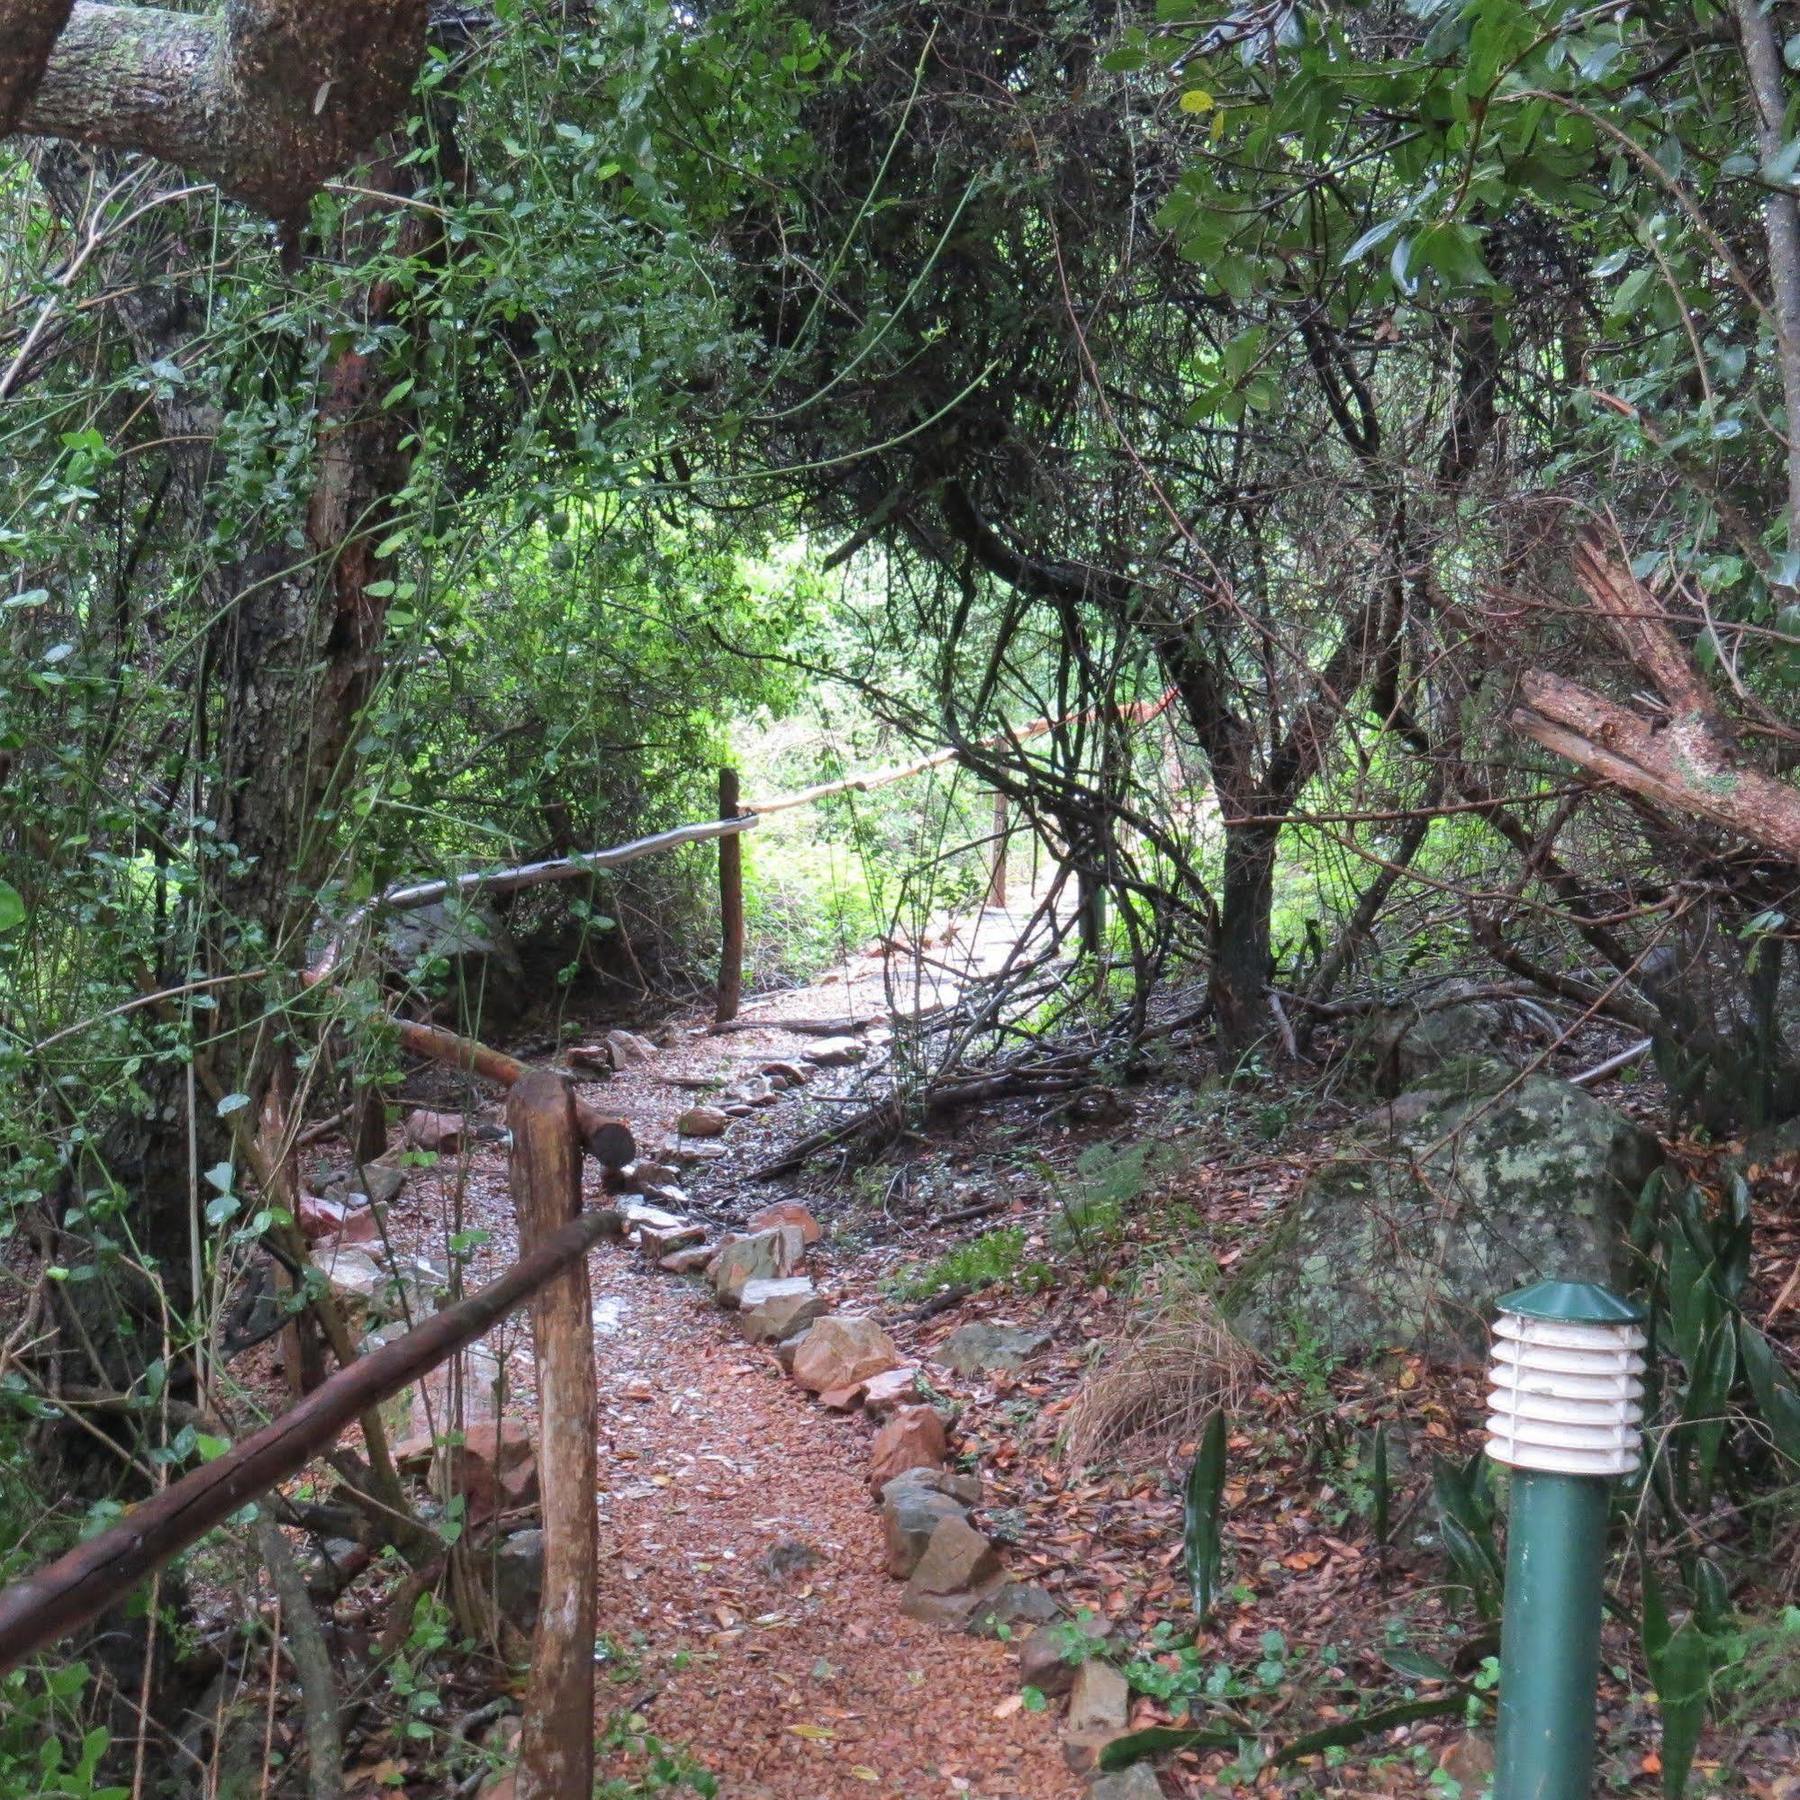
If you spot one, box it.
[1017,1612,1109,1697]
[761,1061,810,1086]
[967,1581,1061,1638]
[773,1329,811,1374]
[321,1247,441,1328]
[413,1340,508,1432]
[867,1404,948,1492]
[398,1419,537,1520]
[790,1315,903,1394]
[1088,1766,1164,1800]
[712,1226,807,1306]
[663,1139,728,1163]
[745,1200,823,1245]
[1225,1072,1661,1361]
[1354,979,1521,1094]
[935,1321,1052,1377]
[818,1383,867,1411]
[803,1036,866,1068]
[297,1192,374,1244]
[724,1103,756,1118]
[491,1527,544,1629]
[605,1028,657,1067]
[731,1075,772,1102]
[1438,1732,1496,1788]
[739,1277,826,1344]
[1067,1659,1129,1734]
[402,1108,468,1152]
[565,1043,613,1073]
[639,1221,706,1259]
[880,1478,969,1579]
[860,1364,921,1420]
[622,1201,686,1231]
[675,1105,730,1138]
[323,1159,407,1208]
[885,1465,983,1507]
[900,1516,1001,1625]
[626,1160,681,1192]
[1062,1731,1127,1778]
[639,1182,691,1211]
[382,896,525,1026]
[659,1244,715,1274]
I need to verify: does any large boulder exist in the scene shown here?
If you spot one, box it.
[1226,1072,1660,1361]
[382,898,525,1026]
[1351,979,1545,1095]
[934,1321,1051,1377]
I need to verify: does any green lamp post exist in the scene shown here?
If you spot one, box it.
[1486,1280,1646,1800]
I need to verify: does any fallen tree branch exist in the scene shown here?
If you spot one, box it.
[1571,1036,1654,1087]
[1510,538,1800,864]
[0,1204,621,1676]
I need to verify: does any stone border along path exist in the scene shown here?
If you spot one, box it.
[374,986,1159,1800]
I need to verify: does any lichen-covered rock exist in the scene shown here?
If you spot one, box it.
[712,1226,806,1306]
[1352,980,1525,1095]
[935,1321,1051,1376]
[739,1277,825,1344]
[1225,1072,1659,1361]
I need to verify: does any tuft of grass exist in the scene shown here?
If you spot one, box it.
[1065,1271,1259,1467]
[888,1226,1026,1300]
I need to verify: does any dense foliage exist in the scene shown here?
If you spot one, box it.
[1,0,1798,1793]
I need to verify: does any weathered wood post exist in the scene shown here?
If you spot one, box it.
[508,1071,597,1800]
[716,766,744,1023]
[986,790,1008,911]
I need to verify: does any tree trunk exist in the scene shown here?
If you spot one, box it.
[1212,821,1278,1061]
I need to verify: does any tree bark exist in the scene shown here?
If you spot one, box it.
[0,0,73,131]
[14,0,426,223]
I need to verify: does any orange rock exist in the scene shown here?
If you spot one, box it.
[745,1200,823,1245]
[868,1404,948,1493]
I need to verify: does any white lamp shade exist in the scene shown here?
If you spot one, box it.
[1485,1311,1646,1477]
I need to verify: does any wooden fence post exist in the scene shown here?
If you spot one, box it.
[716,766,744,1024]
[508,1072,597,1800]
[986,790,1008,911]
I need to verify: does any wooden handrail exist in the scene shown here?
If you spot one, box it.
[0,1206,620,1677]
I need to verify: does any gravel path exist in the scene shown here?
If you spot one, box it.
[366,920,1085,1798]
[587,1245,1078,1800]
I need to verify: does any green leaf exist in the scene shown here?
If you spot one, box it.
[216,1093,252,1117]
[0,880,24,934]
[1184,1408,1227,1624]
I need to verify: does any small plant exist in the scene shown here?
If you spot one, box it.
[887,1226,1025,1300]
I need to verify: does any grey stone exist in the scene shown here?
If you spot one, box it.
[605,1029,657,1067]
[491,1528,544,1629]
[900,1577,1004,1629]
[739,1277,825,1344]
[712,1226,806,1306]
[323,1248,442,1328]
[904,1515,1000,1597]
[676,1104,731,1138]
[935,1321,1052,1376]
[1087,1761,1163,1798]
[802,1036,866,1068]
[1016,1611,1110,1697]
[1067,1659,1129,1734]
[323,1158,406,1209]
[967,1581,1062,1638]
[639,1220,705,1259]
[882,1466,983,1507]
[1225,1072,1661,1361]
[880,1478,969,1579]
[382,897,525,1025]
[659,1243,715,1274]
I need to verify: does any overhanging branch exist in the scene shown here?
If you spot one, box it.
[11,0,427,222]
